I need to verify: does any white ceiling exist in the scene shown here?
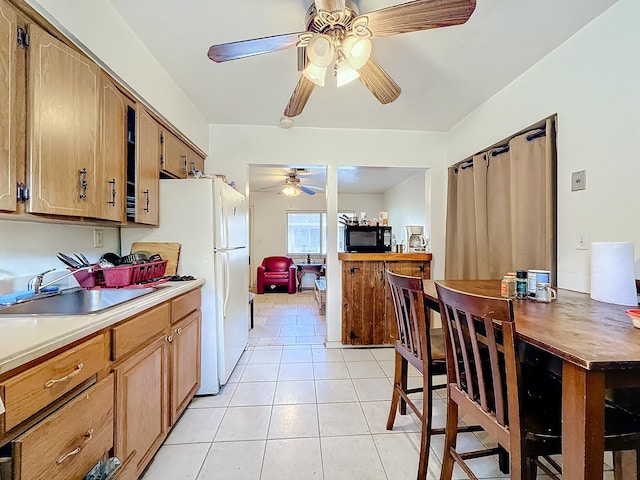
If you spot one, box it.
[107,0,617,193]
[109,0,617,131]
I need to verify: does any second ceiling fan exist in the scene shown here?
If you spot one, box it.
[208,0,476,118]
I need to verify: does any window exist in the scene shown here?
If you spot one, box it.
[287,212,327,255]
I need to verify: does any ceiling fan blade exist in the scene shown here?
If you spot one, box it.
[358,58,401,105]
[283,75,316,117]
[208,32,304,62]
[299,185,317,195]
[314,0,345,11]
[356,0,476,38]
[256,183,285,191]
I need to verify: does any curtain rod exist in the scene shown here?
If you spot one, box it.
[454,127,547,173]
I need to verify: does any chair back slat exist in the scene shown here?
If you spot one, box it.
[436,282,520,433]
[387,271,429,364]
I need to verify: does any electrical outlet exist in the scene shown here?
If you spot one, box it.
[571,170,586,191]
[576,231,589,250]
[93,229,104,248]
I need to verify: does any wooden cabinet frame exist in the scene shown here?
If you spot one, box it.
[340,254,431,345]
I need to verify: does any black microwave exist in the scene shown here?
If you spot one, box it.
[344,225,392,253]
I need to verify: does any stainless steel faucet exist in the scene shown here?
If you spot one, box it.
[28,266,93,294]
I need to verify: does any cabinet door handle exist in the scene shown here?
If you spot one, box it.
[175,327,182,334]
[143,189,150,212]
[79,168,88,200]
[108,179,116,206]
[166,335,173,343]
[56,428,94,464]
[182,154,187,172]
[44,363,84,389]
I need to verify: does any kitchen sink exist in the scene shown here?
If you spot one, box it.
[0,287,157,316]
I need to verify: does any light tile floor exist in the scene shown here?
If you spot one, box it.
[142,291,615,480]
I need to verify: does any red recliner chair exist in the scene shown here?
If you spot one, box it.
[257,256,297,294]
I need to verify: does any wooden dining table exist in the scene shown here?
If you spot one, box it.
[423,279,640,480]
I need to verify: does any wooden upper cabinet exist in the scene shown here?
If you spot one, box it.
[99,74,126,223]
[26,23,100,218]
[161,130,188,179]
[0,0,20,212]
[134,106,159,225]
[188,146,205,174]
[161,130,205,178]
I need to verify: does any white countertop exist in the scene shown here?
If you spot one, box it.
[0,279,205,376]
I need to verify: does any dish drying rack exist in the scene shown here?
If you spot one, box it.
[72,260,168,288]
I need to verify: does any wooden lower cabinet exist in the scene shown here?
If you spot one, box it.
[112,289,202,478]
[170,310,201,425]
[0,288,202,480]
[341,260,386,345]
[340,254,431,345]
[12,375,114,480]
[114,335,170,478]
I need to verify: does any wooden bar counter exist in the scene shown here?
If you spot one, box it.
[338,252,432,345]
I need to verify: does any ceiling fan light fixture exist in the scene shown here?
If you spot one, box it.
[282,185,301,196]
[336,62,360,87]
[307,34,335,68]
[302,62,327,87]
[342,35,371,70]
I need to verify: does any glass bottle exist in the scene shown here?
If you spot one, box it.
[516,270,528,299]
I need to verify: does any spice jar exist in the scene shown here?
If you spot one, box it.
[501,274,516,298]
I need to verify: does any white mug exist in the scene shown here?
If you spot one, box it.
[536,282,557,303]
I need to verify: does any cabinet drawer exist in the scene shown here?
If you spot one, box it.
[1,333,107,431]
[171,288,201,324]
[112,303,170,360]
[13,374,114,480]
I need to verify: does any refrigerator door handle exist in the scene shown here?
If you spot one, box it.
[219,185,229,249]
[223,250,230,318]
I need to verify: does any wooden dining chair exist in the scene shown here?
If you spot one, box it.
[386,271,484,479]
[386,271,447,480]
[435,281,640,480]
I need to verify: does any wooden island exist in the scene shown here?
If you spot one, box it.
[338,252,432,345]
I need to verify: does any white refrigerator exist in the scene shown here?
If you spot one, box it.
[121,178,249,394]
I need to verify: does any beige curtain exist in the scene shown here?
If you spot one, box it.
[445,118,556,280]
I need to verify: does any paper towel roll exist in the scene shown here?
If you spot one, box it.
[590,242,638,306]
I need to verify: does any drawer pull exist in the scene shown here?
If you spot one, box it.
[44,363,84,389]
[56,428,94,464]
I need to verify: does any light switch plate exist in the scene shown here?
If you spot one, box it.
[576,231,589,250]
[571,170,586,191]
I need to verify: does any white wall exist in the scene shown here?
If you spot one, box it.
[250,191,326,289]
[211,125,448,343]
[446,0,640,293]
[338,194,384,220]
[25,0,209,149]
[0,220,119,293]
[383,172,429,248]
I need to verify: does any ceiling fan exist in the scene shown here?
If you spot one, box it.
[207,0,476,118]
[260,170,325,196]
